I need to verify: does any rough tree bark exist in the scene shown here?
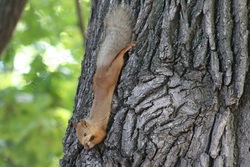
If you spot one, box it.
[0,0,27,57]
[61,0,250,166]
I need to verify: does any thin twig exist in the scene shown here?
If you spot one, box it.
[75,0,86,46]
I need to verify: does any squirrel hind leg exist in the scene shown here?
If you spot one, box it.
[104,41,136,85]
[118,41,136,57]
[110,41,136,68]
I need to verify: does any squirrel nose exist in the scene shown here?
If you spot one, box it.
[84,144,90,149]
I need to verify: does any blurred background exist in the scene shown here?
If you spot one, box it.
[0,0,90,166]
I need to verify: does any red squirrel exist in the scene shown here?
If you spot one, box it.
[72,5,135,149]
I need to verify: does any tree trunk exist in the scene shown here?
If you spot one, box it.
[0,0,27,57]
[60,0,250,166]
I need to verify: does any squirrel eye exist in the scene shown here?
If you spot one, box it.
[83,133,87,136]
[89,135,94,141]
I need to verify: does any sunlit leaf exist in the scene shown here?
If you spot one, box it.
[0,0,90,166]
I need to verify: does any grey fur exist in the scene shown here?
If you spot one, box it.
[96,5,134,68]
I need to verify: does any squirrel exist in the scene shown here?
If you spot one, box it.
[72,5,135,149]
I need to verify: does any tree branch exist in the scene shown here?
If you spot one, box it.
[0,0,27,57]
[74,0,86,47]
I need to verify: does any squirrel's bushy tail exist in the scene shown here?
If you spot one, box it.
[96,5,134,68]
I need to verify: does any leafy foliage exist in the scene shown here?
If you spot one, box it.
[0,0,90,166]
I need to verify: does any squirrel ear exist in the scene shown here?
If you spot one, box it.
[89,135,94,141]
[72,121,77,128]
[80,119,87,127]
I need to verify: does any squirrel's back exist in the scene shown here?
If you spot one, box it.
[96,5,134,68]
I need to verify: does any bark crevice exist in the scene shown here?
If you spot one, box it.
[61,0,249,166]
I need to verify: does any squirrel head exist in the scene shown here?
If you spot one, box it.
[72,119,106,149]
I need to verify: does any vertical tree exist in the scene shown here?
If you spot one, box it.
[0,0,27,56]
[61,0,249,166]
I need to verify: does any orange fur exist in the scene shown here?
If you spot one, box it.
[73,5,135,149]
[73,42,135,149]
